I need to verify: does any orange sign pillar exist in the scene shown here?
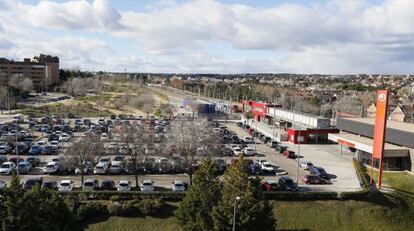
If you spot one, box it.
[371,90,389,188]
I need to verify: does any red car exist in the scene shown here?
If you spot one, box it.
[262,180,279,191]
[283,150,296,159]
[302,174,331,184]
[8,156,24,164]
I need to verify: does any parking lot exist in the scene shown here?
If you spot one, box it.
[227,121,361,192]
[0,112,361,193]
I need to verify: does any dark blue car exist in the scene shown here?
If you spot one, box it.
[247,163,262,175]
[29,145,42,155]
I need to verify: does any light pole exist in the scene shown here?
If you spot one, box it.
[232,196,241,231]
[296,128,301,184]
[15,119,19,177]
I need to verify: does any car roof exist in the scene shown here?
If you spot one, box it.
[2,161,13,165]
[173,180,183,184]
[266,180,278,184]
[60,180,72,183]
[85,179,97,182]
[119,180,129,184]
[143,180,153,183]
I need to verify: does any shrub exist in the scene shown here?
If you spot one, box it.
[107,202,124,216]
[110,195,121,201]
[352,158,371,190]
[263,191,338,200]
[138,198,165,215]
[77,202,108,221]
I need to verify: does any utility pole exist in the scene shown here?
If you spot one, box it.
[296,128,301,184]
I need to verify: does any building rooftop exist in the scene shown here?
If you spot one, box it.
[344,117,414,134]
[332,132,408,151]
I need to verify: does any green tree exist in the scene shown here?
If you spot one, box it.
[176,158,221,231]
[2,174,25,231]
[212,157,275,231]
[19,186,76,231]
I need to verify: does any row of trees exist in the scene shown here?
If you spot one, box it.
[60,77,102,97]
[0,175,75,230]
[176,157,275,231]
[62,119,216,187]
[0,72,34,113]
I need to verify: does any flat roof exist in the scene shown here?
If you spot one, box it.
[331,132,408,151]
[344,117,414,134]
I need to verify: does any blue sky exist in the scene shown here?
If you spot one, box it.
[0,0,412,74]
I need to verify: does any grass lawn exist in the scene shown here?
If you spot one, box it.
[83,168,414,231]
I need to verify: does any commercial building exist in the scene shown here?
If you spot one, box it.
[0,55,59,90]
[242,100,338,144]
[328,117,414,172]
[182,98,216,115]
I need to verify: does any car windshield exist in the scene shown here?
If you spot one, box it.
[46,164,55,168]
[111,165,119,168]
[100,159,109,163]
[119,183,129,187]
[285,179,294,184]
[174,183,183,187]
[143,182,152,186]
[114,157,123,161]
[84,182,94,186]
[96,166,103,170]
[60,183,70,187]
[1,164,10,168]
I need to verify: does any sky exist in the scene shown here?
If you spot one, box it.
[1,0,414,74]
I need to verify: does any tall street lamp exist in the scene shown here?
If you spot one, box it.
[232,196,241,231]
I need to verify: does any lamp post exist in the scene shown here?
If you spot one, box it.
[296,128,301,184]
[232,196,241,231]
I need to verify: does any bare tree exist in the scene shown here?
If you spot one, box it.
[168,118,214,185]
[62,134,104,186]
[21,78,34,93]
[118,123,153,187]
[135,94,155,118]
[334,95,364,117]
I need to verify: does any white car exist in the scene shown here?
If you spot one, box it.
[43,161,60,174]
[108,161,124,174]
[106,143,119,154]
[59,133,71,142]
[140,180,155,192]
[242,137,254,144]
[83,179,99,191]
[260,162,275,173]
[0,162,16,175]
[232,147,243,156]
[50,140,60,149]
[243,147,255,156]
[113,134,122,142]
[171,180,185,192]
[274,167,288,176]
[58,180,74,192]
[117,180,132,192]
[100,133,109,141]
[0,180,6,189]
[94,163,109,174]
[300,161,314,170]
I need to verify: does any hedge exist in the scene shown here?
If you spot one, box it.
[352,158,371,190]
[263,191,339,200]
[61,191,185,201]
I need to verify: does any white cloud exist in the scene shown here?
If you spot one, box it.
[1,0,414,73]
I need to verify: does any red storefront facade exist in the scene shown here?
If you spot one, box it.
[287,128,339,144]
[242,100,281,121]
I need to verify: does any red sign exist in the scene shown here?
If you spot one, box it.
[337,139,355,148]
[371,90,389,187]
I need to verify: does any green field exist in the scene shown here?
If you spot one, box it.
[84,172,414,231]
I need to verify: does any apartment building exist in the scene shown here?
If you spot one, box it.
[0,54,59,90]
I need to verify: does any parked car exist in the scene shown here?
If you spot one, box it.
[247,163,262,175]
[83,179,99,191]
[0,162,16,175]
[8,156,24,164]
[42,180,58,190]
[108,161,124,174]
[232,147,244,156]
[117,180,132,192]
[100,180,116,190]
[262,180,279,191]
[260,161,275,174]
[94,163,109,174]
[23,178,43,191]
[43,161,61,174]
[243,147,256,156]
[278,176,298,191]
[17,161,33,174]
[171,180,186,192]
[267,140,279,148]
[300,161,314,170]
[275,145,287,153]
[309,166,329,179]
[242,137,254,144]
[58,180,74,192]
[29,145,42,155]
[302,174,331,184]
[0,144,10,154]
[140,180,155,192]
[283,150,296,159]
[26,156,41,167]
[100,133,109,141]
[59,133,71,142]
[41,145,56,155]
